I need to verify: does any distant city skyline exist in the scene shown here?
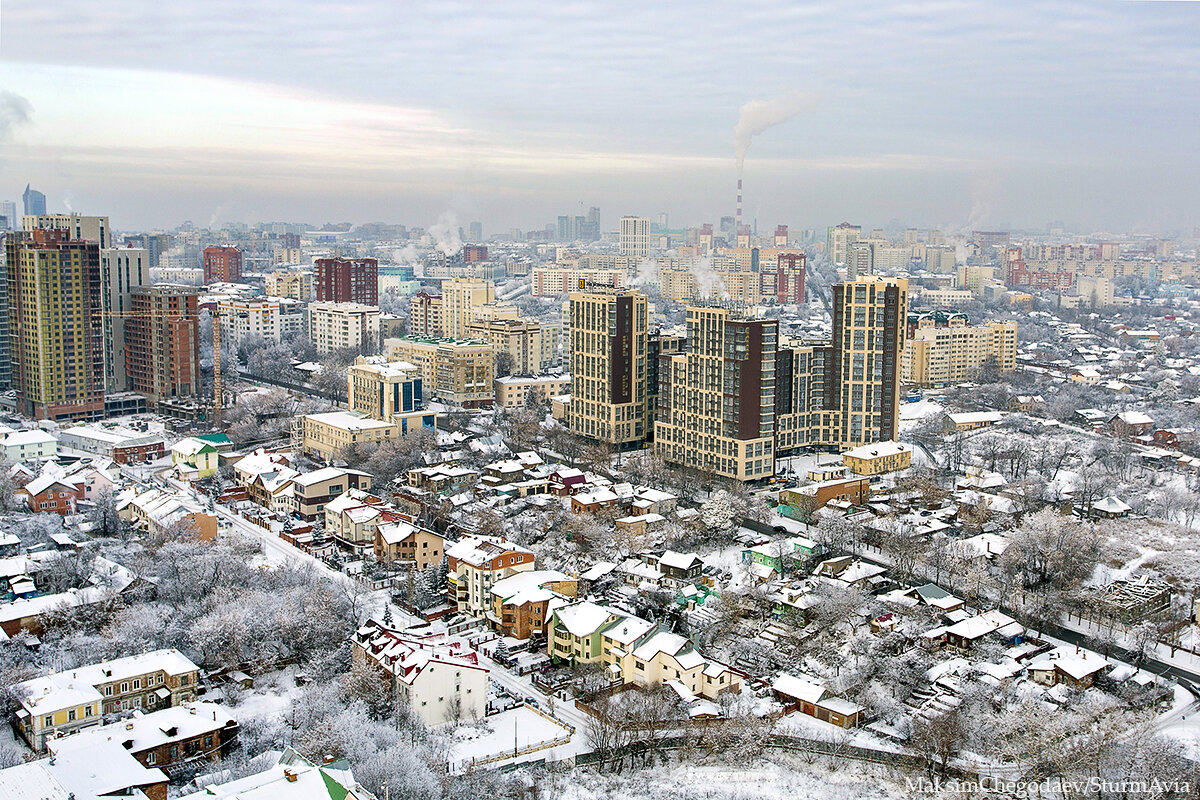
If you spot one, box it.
[1,1,1198,235]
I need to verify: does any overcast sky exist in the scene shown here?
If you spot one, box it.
[0,1,1197,235]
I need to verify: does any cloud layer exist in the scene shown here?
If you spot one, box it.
[0,1,1197,233]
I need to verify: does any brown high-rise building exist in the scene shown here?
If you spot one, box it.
[126,285,201,403]
[314,257,378,305]
[203,246,242,283]
[462,245,488,263]
[5,229,105,421]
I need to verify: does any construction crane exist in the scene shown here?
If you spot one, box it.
[95,305,239,427]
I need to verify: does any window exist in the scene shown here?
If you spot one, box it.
[104,685,113,696]
[120,682,129,693]
[169,745,178,759]
[147,752,157,765]
[132,679,140,690]
[67,709,76,722]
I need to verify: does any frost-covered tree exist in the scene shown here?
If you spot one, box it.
[701,489,735,532]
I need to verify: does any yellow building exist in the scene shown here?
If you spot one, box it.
[170,436,221,479]
[902,317,1017,387]
[302,410,434,462]
[347,356,425,422]
[841,441,912,475]
[466,316,559,374]
[568,287,649,446]
[494,374,572,407]
[440,277,496,338]
[264,269,313,300]
[13,649,200,752]
[384,336,495,407]
[5,230,107,421]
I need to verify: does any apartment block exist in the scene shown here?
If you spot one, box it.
[384,336,495,407]
[308,301,381,354]
[531,266,626,296]
[264,269,313,301]
[23,213,110,249]
[654,306,778,481]
[826,222,861,265]
[445,535,536,616]
[409,289,443,336]
[218,297,305,347]
[902,316,1017,386]
[494,374,572,407]
[202,246,242,283]
[315,257,378,305]
[619,216,651,258]
[126,285,201,402]
[440,277,495,338]
[101,246,150,392]
[6,229,106,421]
[13,649,200,752]
[467,316,559,374]
[567,286,649,447]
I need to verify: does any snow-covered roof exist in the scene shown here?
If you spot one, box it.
[1112,410,1153,425]
[15,649,199,714]
[772,673,827,704]
[305,411,395,432]
[1093,496,1131,514]
[552,601,618,638]
[1028,645,1110,681]
[842,440,908,460]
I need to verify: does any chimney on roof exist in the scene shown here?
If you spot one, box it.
[324,754,336,764]
[284,768,298,782]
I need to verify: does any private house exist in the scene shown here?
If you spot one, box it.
[779,476,870,516]
[170,437,220,480]
[940,609,1023,650]
[0,736,169,800]
[0,428,57,462]
[445,535,536,615]
[290,467,372,521]
[1091,496,1132,519]
[741,535,823,579]
[1028,646,1111,689]
[945,411,1003,432]
[173,749,372,800]
[12,649,201,752]
[488,569,577,640]
[351,619,488,725]
[771,673,865,728]
[16,474,84,515]
[57,702,237,776]
[1109,411,1154,438]
[547,601,623,666]
[374,521,445,570]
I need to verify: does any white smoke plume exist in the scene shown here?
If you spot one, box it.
[688,256,728,301]
[965,169,1005,233]
[62,191,75,212]
[393,243,421,265]
[0,91,32,141]
[734,91,818,172]
[630,257,660,288]
[429,211,463,257]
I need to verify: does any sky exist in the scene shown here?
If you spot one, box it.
[0,1,1197,235]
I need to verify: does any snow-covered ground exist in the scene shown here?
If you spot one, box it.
[449,706,573,768]
[541,755,909,800]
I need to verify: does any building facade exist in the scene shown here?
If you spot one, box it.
[101,246,150,392]
[308,302,381,354]
[127,285,201,402]
[440,277,495,339]
[6,229,106,420]
[314,257,378,305]
[654,306,778,481]
[347,356,424,422]
[619,216,651,258]
[264,269,314,301]
[902,317,1017,387]
[202,246,242,283]
[567,287,649,447]
[383,336,495,407]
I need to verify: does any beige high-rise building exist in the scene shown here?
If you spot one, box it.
[308,302,381,354]
[265,270,314,301]
[23,214,111,249]
[619,216,651,258]
[827,277,907,448]
[902,317,1017,387]
[383,336,495,407]
[218,297,305,347]
[440,277,495,338]
[957,264,996,296]
[347,355,428,425]
[101,246,150,392]
[654,306,777,481]
[826,222,861,265]
[568,287,648,446]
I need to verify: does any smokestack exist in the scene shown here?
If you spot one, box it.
[736,178,743,234]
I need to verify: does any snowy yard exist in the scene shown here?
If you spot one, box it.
[449,706,573,768]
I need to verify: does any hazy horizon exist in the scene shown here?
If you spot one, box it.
[1,1,1197,236]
